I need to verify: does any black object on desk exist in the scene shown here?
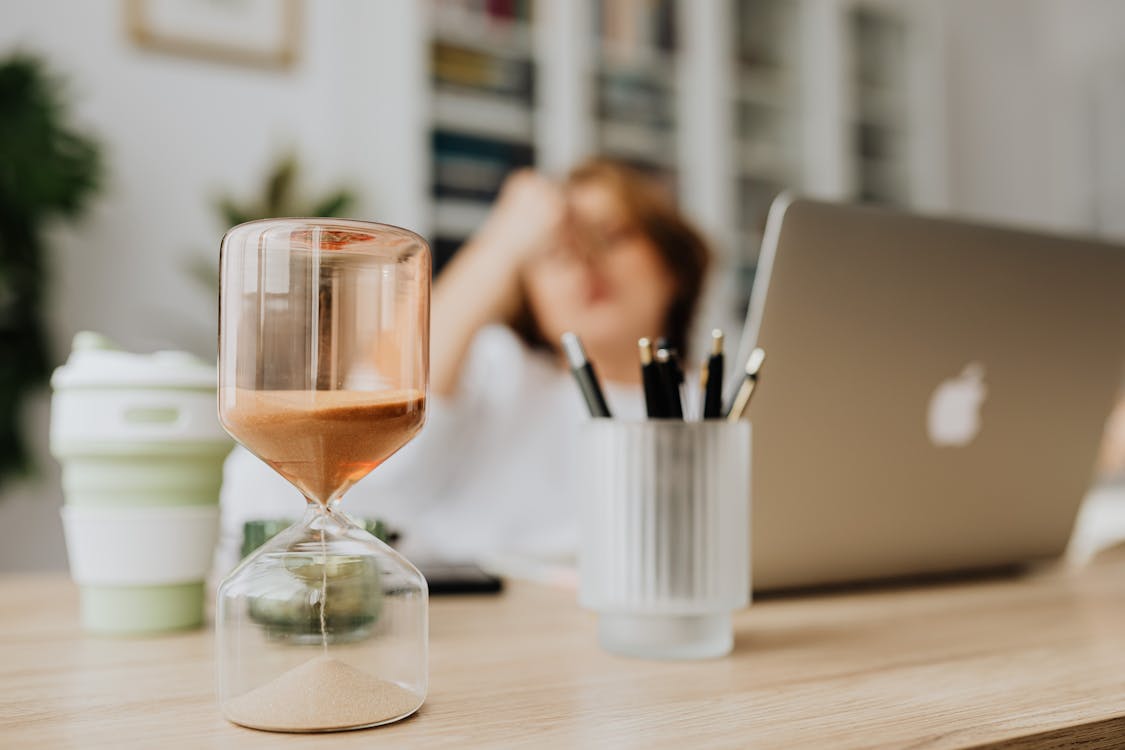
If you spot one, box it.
[415,561,504,595]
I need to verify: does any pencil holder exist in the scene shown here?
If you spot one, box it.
[578,420,751,659]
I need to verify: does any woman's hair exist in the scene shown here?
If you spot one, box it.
[509,158,712,355]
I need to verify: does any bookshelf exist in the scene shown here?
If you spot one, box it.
[428,0,537,272]
[418,0,947,320]
[731,0,806,317]
[592,0,680,185]
[838,0,947,213]
[847,3,911,205]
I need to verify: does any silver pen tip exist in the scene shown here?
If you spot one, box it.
[745,347,766,377]
[561,332,587,369]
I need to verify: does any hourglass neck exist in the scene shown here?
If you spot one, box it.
[305,494,343,510]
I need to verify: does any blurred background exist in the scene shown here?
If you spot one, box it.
[3,0,1125,572]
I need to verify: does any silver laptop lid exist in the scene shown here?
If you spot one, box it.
[740,197,1125,590]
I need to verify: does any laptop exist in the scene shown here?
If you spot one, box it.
[736,197,1125,591]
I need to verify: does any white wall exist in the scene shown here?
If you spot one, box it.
[1038,0,1125,237]
[940,0,1125,235]
[941,0,1057,229]
[0,0,426,571]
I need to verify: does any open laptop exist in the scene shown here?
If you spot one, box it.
[737,197,1125,591]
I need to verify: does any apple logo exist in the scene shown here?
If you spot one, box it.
[927,362,987,447]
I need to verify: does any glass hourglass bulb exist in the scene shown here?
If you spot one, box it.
[215,219,430,733]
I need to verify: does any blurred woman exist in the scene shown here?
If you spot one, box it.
[220,159,711,567]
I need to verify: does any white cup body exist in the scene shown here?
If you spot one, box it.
[578,420,751,659]
[61,505,220,585]
[50,339,232,633]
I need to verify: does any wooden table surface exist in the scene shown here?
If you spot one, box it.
[4,551,1125,749]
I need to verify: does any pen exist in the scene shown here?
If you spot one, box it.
[655,338,686,418]
[655,345,684,420]
[726,347,766,422]
[638,338,667,418]
[655,338,680,378]
[561,332,612,418]
[669,347,687,418]
[669,347,685,397]
[702,329,724,419]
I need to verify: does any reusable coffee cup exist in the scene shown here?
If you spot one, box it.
[50,332,232,634]
[578,420,751,659]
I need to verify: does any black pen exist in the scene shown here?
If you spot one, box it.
[726,347,766,422]
[638,338,666,418]
[702,329,724,419]
[655,345,684,420]
[655,338,686,416]
[561,332,612,418]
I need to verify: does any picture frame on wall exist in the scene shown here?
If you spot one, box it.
[126,0,301,69]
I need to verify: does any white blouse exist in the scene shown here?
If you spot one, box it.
[218,325,646,572]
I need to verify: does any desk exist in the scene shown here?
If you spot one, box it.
[3,552,1125,749]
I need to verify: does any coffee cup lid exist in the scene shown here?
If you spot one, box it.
[51,331,217,390]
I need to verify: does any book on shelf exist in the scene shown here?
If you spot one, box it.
[735,0,796,70]
[850,7,907,91]
[595,0,677,57]
[597,70,673,129]
[432,42,534,102]
[434,0,533,24]
[432,236,463,275]
[739,177,784,236]
[432,130,534,203]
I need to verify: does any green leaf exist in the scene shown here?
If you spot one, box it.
[0,53,102,488]
[311,189,355,218]
[264,154,298,215]
[194,158,365,297]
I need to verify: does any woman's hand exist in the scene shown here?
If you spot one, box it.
[430,169,565,397]
[474,169,567,272]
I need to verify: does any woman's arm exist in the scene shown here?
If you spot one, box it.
[431,170,565,397]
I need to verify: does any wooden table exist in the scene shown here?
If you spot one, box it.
[4,551,1125,749]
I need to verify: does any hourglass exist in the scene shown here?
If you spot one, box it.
[215,219,429,732]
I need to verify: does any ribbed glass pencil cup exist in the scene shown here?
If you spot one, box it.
[578,420,750,660]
